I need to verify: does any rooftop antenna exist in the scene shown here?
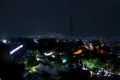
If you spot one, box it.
[70,16,73,38]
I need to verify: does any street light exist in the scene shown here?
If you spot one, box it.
[2,39,7,43]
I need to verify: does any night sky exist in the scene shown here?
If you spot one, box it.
[0,0,120,37]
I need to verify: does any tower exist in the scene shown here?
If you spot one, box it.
[70,16,73,37]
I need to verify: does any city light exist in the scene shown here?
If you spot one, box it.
[2,39,7,43]
[10,44,23,55]
[62,59,67,63]
[44,52,53,56]
[0,36,118,79]
[74,49,83,54]
[33,39,38,44]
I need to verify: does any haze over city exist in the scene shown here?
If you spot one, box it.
[0,0,120,37]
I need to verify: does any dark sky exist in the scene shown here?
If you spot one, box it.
[0,0,120,37]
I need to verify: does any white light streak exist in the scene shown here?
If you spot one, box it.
[10,45,23,55]
[44,52,53,56]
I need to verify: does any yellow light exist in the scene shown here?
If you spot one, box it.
[90,71,93,77]
[96,46,100,49]
[83,45,93,50]
[84,45,90,50]
[74,49,83,54]
[99,49,108,54]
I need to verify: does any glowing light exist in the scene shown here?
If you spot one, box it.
[96,46,100,49]
[90,71,93,77]
[82,66,88,70]
[33,39,38,44]
[74,49,83,54]
[2,39,7,43]
[119,73,120,76]
[29,67,37,73]
[89,43,93,50]
[56,40,59,42]
[62,59,67,63]
[97,72,99,75]
[51,55,55,58]
[99,50,106,54]
[84,45,90,50]
[36,58,41,61]
[44,52,53,56]
[10,45,23,55]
